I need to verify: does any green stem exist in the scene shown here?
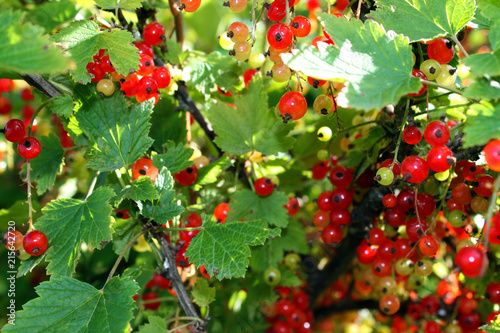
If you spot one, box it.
[337,120,378,135]
[26,160,34,232]
[141,296,177,305]
[450,34,469,58]
[165,316,204,325]
[48,80,73,96]
[105,229,147,286]
[85,171,100,201]
[391,98,410,169]
[27,99,53,137]
[421,79,464,96]
[417,43,424,64]
[482,173,500,250]
[413,103,472,117]
[162,227,201,232]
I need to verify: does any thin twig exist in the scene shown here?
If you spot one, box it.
[450,34,469,58]
[26,161,34,231]
[390,98,410,169]
[421,79,464,96]
[168,0,184,46]
[482,174,500,250]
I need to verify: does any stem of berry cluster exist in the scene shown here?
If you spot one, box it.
[168,0,184,47]
[26,160,34,232]
[285,0,291,25]
[450,34,469,58]
[390,98,410,170]
[482,173,500,250]
[251,0,257,44]
[421,79,465,97]
[28,99,52,137]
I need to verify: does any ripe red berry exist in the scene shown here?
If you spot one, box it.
[330,188,353,210]
[254,177,274,196]
[473,174,494,197]
[330,210,351,228]
[267,22,293,50]
[4,119,26,142]
[284,197,299,216]
[426,145,454,172]
[290,16,311,38]
[134,41,154,58]
[401,156,429,183]
[136,76,159,103]
[146,273,171,289]
[484,140,500,171]
[120,74,140,97]
[17,137,41,159]
[424,121,449,147]
[143,22,166,46]
[357,239,377,264]
[267,0,286,21]
[0,95,12,115]
[142,292,161,310]
[174,165,198,186]
[20,88,35,101]
[23,230,48,256]
[99,55,115,73]
[403,126,422,145]
[278,91,307,123]
[321,223,343,245]
[317,191,333,211]
[382,193,397,208]
[86,62,105,82]
[243,69,259,88]
[132,158,158,181]
[486,282,500,304]
[427,38,455,64]
[329,165,353,188]
[312,161,331,180]
[455,246,486,278]
[214,203,230,223]
[408,69,428,97]
[137,54,155,77]
[185,213,202,227]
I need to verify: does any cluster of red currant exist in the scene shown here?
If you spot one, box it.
[263,287,313,333]
[3,229,48,260]
[86,23,171,103]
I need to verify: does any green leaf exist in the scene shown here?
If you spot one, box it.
[74,85,154,171]
[0,10,69,73]
[27,0,78,31]
[226,189,289,227]
[0,200,42,226]
[371,0,476,42]
[152,142,194,174]
[463,102,500,147]
[187,51,242,96]
[283,15,420,111]
[278,266,302,287]
[205,76,295,155]
[137,316,168,333]
[250,220,308,273]
[36,187,115,276]
[53,20,139,84]
[49,94,74,119]
[185,215,281,280]
[149,97,187,151]
[118,177,160,202]
[2,276,138,333]
[137,167,184,224]
[463,50,500,77]
[29,134,65,195]
[464,78,500,100]
[163,39,189,65]
[192,279,216,307]
[196,156,233,186]
[473,6,492,29]
[478,0,500,20]
[17,255,46,278]
[95,0,144,11]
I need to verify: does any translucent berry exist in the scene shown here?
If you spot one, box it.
[143,22,166,46]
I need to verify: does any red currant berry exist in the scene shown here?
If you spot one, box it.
[17,137,41,159]
[408,69,428,97]
[384,207,407,228]
[132,158,158,181]
[427,145,454,172]
[99,55,115,73]
[403,126,422,145]
[142,292,161,310]
[415,193,436,217]
[382,194,397,208]
[418,235,439,256]
[329,165,353,188]
[20,88,35,101]
[174,165,198,186]
[379,294,400,315]
[278,91,307,123]
[143,22,166,46]
[372,256,392,277]
[120,74,140,97]
[427,38,455,64]
[357,239,377,264]
[267,0,286,21]
[368,227,386,246]
[401,156,429,183]
[4,119,26,142]
[486,282,500,304]
[137,54,155,77]
[424,121,449,147]
[86,62,105,82]
[317,191,333,211]
[214,203,230,224]
[313,210,329,228]
[134,41,154,58]
[115,209,130,219]
[267,22,293,50]
[290,16,311,38]
[254,177,274,196]
[243,69,259,88]
[312,161,331,180]
[136,76,159,103]
[452,182,472,205]
[330,188,353,210]
[484,140,500,171]
[330,210,351,228]
[284,197,299,216]
[146,273,171,289]
[0,95,12,115]
[321,224,343,245]
[473,174,494,197]
[23,230,48,256]
[185,213,202,227]
[455,246,486,278]
[152,66,171,89]
[3,230,24,251]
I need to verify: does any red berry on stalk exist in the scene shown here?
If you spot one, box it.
[243,69,259,88]
[330,209,351,228]
[427,145,454,172]
[486,282,500,304]
[267,0,286,21]
[23,230,48,256]
[152,67,171,89]
[330,188,353,210]
[99,55,115,73]
[214,203,230,223]
[317,191,333,211]
[120,74,140,97]
[408,69,428,97]
[427,38,455,64]
[290,16,311,38]
[132,158,158,181]
[329,165,353,188]
[424,121,449,147]
[267,22,293,50]
[284,197,299,216]
[403,126,422,145]
[185,213,202,227]
[115,209,130,219]
[278,91,307,123]
[146,273,171,289]
[180,0,202,12]
[382,194,397,208]
[86,62,105,82]
[0,96,12,115]
[455,246,486,278]
[174,165,198,186]
[142,292,161,310]
[136,76,159,103]
[484,140,500,171]
[143,22,166,46]
[401,155,429,183]
[312,161,331,180]
[20,88,35,101]
[313,210,329,228]
[473,174,494,197]
[3,230,24,251]
[379,294,400,315]
[4,119,26,142]
[255,177,274,196]
[321,224,343,245]
[134,41,154,58]
[17,137,41,159]
[137,54,155,77]
[357,239,377,264]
